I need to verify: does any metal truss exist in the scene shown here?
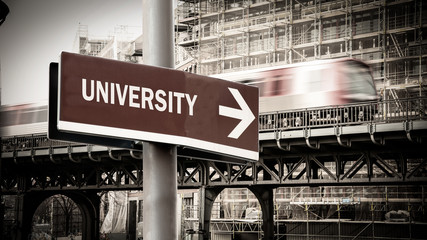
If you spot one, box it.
[179,151,427,188]
[210,219,262,233]
[1,147,144,193]
[1,136,426,193]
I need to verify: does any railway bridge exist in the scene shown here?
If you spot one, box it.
[1,97,427,239]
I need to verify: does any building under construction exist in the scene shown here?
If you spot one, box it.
[176,0,427,239]
[174,0,426,101]
[74,24,143,64]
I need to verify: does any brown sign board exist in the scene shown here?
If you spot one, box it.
[52,52,259,161]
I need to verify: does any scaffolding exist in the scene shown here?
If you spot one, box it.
[180,186,426,239]
[175,0,426,102]
[73,24,143,63]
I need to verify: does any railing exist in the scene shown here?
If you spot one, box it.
[259,97,426,132]
[1,134,83,153]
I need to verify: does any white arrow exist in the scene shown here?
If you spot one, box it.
[219,87,255,139]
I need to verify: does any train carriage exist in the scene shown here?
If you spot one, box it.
[211,58,378,113]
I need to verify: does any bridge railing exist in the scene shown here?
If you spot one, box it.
[1,134,83,153]
[259,97,426,132]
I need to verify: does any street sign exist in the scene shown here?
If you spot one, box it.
[52,52,259,161]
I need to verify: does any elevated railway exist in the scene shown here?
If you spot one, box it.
[1,97,426,192]
[1,97,426,240]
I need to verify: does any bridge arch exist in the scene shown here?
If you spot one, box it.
[15,191,100,240]
[201,186,274,240]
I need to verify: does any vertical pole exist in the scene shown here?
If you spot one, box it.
[306,203,309,240]
[143,143,177,240]
[408,200,412,239]
[142,1,177,240]
[128,201,137,240]
[423,186,425,221]
[337,204,341,240]
[371,201,375,240]
[0,149,3,239]
[198,186,206,232]
[142,0,174,68]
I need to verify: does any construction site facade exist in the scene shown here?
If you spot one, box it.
[175,0,426,102]
[175,0,427,239]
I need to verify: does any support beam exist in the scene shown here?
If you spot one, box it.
[128,201,137,240]
[249,186,275,240]
[199,186,224,240]
[14,194,33,240]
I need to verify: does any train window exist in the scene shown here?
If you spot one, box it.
[258,69,292,97]
[0,110,18,126]
[346,62,376,97]
[294,66,327,93]
[306,69,324,92]
[0,106,48,127]
[265,75,283,96]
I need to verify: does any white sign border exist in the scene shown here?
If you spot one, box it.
[58,121,259,161]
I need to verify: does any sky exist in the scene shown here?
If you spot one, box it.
[0,0,142,105]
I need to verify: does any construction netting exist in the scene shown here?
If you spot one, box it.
[100,191,128,234]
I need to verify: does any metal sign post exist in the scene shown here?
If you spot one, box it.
[142,0,177,239]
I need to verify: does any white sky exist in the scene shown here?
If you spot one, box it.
[0,0,142,105]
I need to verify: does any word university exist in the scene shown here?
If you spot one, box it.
[81,78,198,116]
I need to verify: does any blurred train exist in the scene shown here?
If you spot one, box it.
[212,58,378,113]
[1,102,48,137]
[1,58,378,137]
